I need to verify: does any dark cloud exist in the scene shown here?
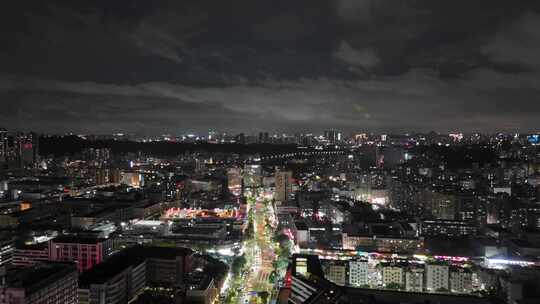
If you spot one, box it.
[1,0,540,134]
[333,41,380,71]
[483,13,540,71]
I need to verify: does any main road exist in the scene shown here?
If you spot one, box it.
[239,194,277,304]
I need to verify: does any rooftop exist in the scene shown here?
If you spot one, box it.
[171,226,224,235]
[79,246,192,286]
[15,242,48,250]
[51,235,107,245]
[6,263,77,292]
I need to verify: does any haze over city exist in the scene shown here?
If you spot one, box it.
[2,1,540,134]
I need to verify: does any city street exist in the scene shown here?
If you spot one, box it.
[223,192,278,304]
[242,196,276,303]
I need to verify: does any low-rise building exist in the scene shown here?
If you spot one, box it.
[405,267,424,292]
[425,264,449,292]
[0,236,14,266]
[48,236,115,273]
[349,259,368,287]
[381,264,404,288]
[78,246,194,304]
[342,233,423,253]
[12,243,49,267]
[325,263,347,286]
[450,267,473,294]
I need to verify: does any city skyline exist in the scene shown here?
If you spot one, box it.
[1,1,540,134]
[2,3,540,304]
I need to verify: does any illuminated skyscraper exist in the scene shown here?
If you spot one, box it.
[275,169,293,202]
[208,130,217,143]
[258,132,270,143]
[324,130,342,144]
[0,128,7,164]
[18,132,39,167]
[0,131,39,169]
[227,167,242,196]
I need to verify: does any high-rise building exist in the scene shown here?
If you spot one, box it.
[324,130,342,144]
[418,191,457,220]
[234,133,246,144]
[0,262,78,304]
[194,158,206,174]
[348,259,369,287]
[275,169,293,202]
[0,131,39,169]
[17,132,39,168]
[405,267,424,292]
[82,147,111,163]
[109,168,122,184]
[425,264,449,292]
[208,130,217,143]
[298,133,315,146]
[258,132,270,144]
[0,128,7,164]
[227,168,242,196]
[120,171,144,188]
[95,168,111,185]
[430,194,457,220]
[376,146,406,168]
[354,133,368,145]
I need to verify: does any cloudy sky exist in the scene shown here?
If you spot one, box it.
[1,0,540,135]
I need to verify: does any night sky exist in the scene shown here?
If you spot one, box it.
[1,0,540,135]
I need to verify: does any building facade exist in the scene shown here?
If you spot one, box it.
[275,170,293,202]
[349,260,369,287]
[405,267,424,292]
[425,264,449,292]
[0,263,78,304]
[12,244,49,267]
[450,268,473,294]
[381,265,404,288]
[326,263,347,286]
[48,236,114,273]
[0,237,14,267]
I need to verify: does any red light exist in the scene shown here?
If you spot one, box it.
[284,270,293,288]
